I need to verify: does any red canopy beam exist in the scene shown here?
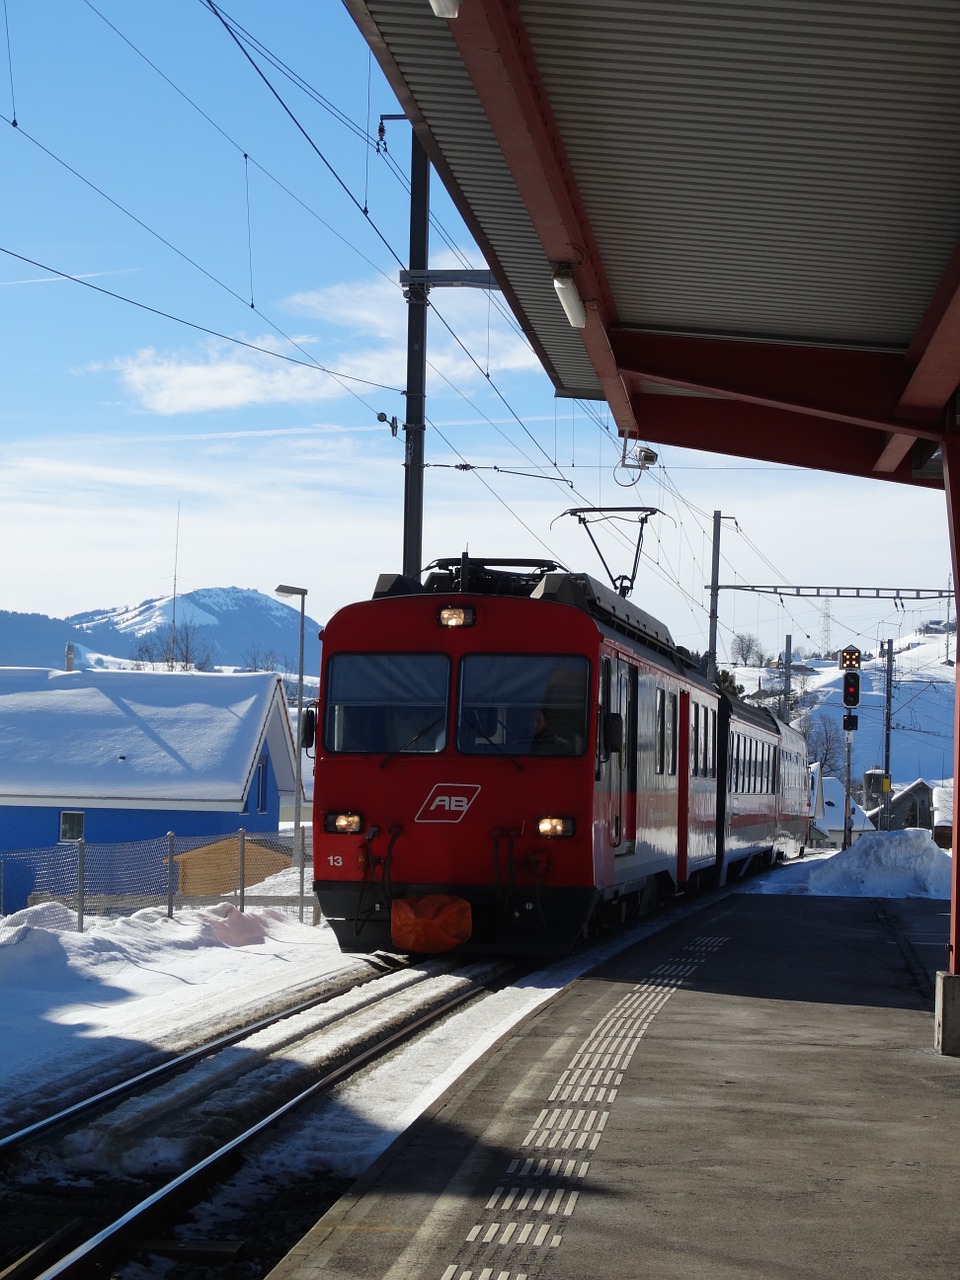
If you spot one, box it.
[447,0,636,434]
[626,392,942,488]
[611,329,948,437]
[900,241,960,421]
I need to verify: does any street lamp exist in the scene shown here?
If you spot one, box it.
[276,583,307,921]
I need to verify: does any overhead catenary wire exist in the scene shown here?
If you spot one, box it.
[0,246,401,411]
[12,0,897,655]
[2,0,16,126]
[201,0,404,271]
[76,0,561,481]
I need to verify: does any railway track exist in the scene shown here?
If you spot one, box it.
[1,956,517,1280]
[0,951,401,1154]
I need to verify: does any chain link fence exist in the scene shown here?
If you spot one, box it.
[0,827,316,929]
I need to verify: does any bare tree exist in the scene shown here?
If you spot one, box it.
[799,710,845,777]
[132,621,213,672]
[243,644,282,673]
[730,633,766,666]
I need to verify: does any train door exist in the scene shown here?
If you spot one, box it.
[596,654,637,854]
[677,689,690,883]
[616,657,638,854]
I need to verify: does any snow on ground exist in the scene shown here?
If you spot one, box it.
[0,830,951,1177]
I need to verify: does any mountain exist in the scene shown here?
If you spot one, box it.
[0,588,324,674]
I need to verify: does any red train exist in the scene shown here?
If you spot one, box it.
[310,557,808,955]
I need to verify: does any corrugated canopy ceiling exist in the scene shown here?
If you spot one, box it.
[346,0,960,489]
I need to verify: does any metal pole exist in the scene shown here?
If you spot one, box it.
[843,733,853,850]
[298,826,306,925]
[76,839,85,933]
[707,509,721,683]
[293,594,305,874]
[943,435,960,978]
[167,831,176,918]
[782,633,792,721]
[276,583,308,912]
[238,828,245,913]
[883,638,894,830]
[402,131,430,581]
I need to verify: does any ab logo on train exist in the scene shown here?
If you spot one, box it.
[415,783,481,823]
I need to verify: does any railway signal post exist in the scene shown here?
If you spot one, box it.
[840,645,860,849]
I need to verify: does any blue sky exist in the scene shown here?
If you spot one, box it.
[0,0,952,664]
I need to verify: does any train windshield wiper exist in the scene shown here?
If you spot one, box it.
[466,716,524,772]
[378,715,445,769]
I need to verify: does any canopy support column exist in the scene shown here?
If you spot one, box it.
[935,435,960,1052]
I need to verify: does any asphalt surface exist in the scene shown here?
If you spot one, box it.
[267,892,958,1280]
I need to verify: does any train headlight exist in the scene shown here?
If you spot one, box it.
[538,816,575,838]
[438,605,477,628]
[324,812,363,834]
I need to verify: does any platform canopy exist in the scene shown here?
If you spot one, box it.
[346,0,960,490]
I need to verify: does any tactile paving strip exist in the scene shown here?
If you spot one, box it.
[438,935,729,1280]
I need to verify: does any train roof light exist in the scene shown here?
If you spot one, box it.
[439,605,477,628]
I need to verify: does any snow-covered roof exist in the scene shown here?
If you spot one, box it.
[813,775,875,836]
[0,668,298,811]
[934,784,954,827]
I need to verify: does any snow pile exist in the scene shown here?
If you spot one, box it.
[743,829,952,898]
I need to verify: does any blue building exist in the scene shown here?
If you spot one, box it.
[0,668,300,912]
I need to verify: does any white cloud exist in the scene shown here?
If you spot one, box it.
[103,344,349,415]
[285,277,401,339]
[83,258,541,418]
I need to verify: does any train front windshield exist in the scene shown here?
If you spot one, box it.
[323,652,589,758]
[457,655,589,757]
[323,653,450,754]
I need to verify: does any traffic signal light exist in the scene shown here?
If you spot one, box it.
[842,671,860,707]
[840,646,861,669]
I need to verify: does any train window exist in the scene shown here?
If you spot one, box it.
[655,688,666,774]
[457,654,589,757]
[691,703,700,777]
[709,708,717,778]
[597,656,612,765]
[667,692,678,776]
[323,653,449,754]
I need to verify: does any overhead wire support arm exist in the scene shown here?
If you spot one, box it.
[400,269,499,290]
[712,585,953,600]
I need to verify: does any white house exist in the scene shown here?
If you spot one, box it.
[808,766,875,849]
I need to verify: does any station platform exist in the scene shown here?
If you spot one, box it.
[267,892,958,1280]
